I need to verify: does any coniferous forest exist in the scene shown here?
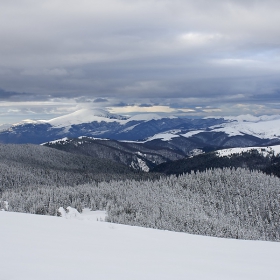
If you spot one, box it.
[1,167,280,242]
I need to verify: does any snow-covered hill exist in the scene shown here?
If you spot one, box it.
[216,145,280,157]
[146,114,280,141]
[210,118,280,139]
[1,211,279,280]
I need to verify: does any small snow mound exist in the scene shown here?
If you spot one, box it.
[58,207,107,222]
[58,207,83,220]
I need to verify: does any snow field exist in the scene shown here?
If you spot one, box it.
[1,211,280,280]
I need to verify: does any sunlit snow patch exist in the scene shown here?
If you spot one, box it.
[145,132,179,142]
[181,130,205,138]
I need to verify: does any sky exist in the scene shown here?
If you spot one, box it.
[1,0,280,124]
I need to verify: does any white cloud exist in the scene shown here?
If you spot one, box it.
[179,32,224,46]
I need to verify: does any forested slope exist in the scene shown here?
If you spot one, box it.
[151,149,280,177]
[0,144,147,189]
[2,168,280,241]
[43,137,185,171]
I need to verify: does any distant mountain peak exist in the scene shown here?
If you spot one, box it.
[47,108,128,127]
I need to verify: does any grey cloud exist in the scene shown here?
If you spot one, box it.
[74,97,93,103]
[93,98,109,103]
[0,0,280,121]
[113,102,130,107]
[138,104,153,107]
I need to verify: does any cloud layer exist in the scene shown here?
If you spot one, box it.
[1,0,280,122]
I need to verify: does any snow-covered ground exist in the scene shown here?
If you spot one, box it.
[216,145,280,157]
[210,118,280,138]
[1,211,280,280]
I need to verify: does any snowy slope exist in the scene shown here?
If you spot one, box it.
[1,211,280,280]
[216,145,280,157]
[145,132,180,141]
[145,115,280,141]
[210,118,280,138]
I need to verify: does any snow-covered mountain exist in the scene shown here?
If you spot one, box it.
[47,108,128,127]
[1,110,280,151]
[1,210,280,280]
[147,115,280,141]
[0,109,224,144]
[140,114,280,152]
[16,109,166,128]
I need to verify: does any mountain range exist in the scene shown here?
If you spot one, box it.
[0,108,225,143]
[2,109,280,166]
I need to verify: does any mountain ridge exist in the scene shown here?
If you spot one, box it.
[1,110,280,150]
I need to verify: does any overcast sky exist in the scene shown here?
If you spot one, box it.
[1,0,280,124]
